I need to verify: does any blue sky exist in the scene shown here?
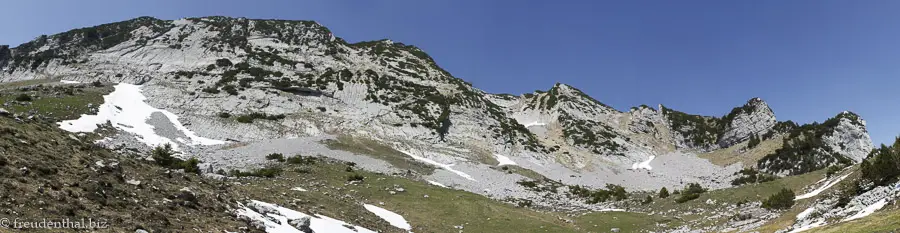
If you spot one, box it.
[2,0,899,145]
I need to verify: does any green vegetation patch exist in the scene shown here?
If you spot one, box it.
[323,135,435,175]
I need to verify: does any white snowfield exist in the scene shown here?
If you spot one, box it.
[397,149,476,181]
[630,156,655,170]
[363,204,413,231]
[787,220,826,233]
[237,200,376,233]
[494,153,517,166]
[57,83,226,150]
[60,80,81,84]
[795,173,851,200]
[522,121,546,128]
[843,198,888,222]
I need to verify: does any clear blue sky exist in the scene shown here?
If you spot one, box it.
[3,0,899,145]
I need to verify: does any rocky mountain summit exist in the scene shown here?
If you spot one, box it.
[0,16,892,232]
[0,16,872,185]
[717,97,777,148]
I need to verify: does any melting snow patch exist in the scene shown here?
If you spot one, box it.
[237,200,376,233]
[60,80,81,84]
[398,149,476,181]
[598,208,626,212]
[290,187,307,192]
[494,154,517,166]
[57,83,225,150]
[787,220,826,233]
[630,156,654,171]
[363,204,412,231]
[795,173,851,200]
[523,121,546,128]
[427,180,448,188]
[796,207,816,220]
[843,198,888,222]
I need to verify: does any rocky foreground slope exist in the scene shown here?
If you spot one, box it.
[0,16,892,232]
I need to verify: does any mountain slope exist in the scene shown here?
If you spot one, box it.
[0,16,887,232]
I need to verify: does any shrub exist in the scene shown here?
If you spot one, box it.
[15,93,32,102]
[151,144,177,167]
[286,155,317,165]
[747,134,761,149]
[222,84,239,95]
[217,112,231,118]
[347,174,365,182]
[206,64,216,71]
[236,112,285,123]
[826,165,844,178]
[568,184,628,204]
[762,188,795,210]
[860,138,900,186]
[150,144,200,174]
[265,153,285,162]
[201,87,220,94]
[215,58,233,67]
[517,180,538,188]
[92,81,103,87]
[732,168,778,186]
[658,187,670,198]
[642,195,653,205]
[675,183,706,203]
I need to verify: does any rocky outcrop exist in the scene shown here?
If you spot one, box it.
[758,112,873,176]
[717,98,776,148]
[822,111,873,163]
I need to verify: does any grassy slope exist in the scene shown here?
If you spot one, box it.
[231,160,580,233]
[817,207,900,233]
[699,135,784,168]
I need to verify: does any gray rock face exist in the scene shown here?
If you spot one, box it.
[822,112,873,163]
[0,45,9,70]
[717,98,776,148]
[289,216,313,233]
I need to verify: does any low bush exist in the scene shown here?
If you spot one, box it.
[150,144,201,174]
[675,183,706,203]
[15,94,32,102]
[347,174,365,182]
[762,188,795,210]
[265,153,285,162]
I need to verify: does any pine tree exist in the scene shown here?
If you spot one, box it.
[658,187,670,198]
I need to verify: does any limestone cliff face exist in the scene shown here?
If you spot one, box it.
[822,112,873,163]
[717,98,776,148]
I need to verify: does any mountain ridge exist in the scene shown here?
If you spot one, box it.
[0,15,871,184]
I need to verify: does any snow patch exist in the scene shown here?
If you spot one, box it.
[523,121,546,128]
[630,156,654,170]
[57,83,225,150]
[843,198,888,222]
[398,149,476,181]
[60,80,81,84]
[494,153,517,166]
[787,220,826,233]
[796,207,816,220]
[597,208,626,212]
[363,204,412,231]
[236,200,376,233]
[795,173,851,200]
[426,180,448,188]
[290,187,307,192]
